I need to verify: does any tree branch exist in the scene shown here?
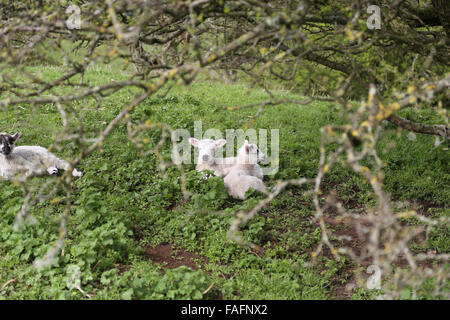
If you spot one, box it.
[387,114,449,139]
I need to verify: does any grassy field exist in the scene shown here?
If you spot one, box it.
[0,60,448,299]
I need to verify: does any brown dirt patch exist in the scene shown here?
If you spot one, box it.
[114,263,131,275]
[143,243,224,299]
[144,243,208,271]
[410,199,447,216]
[322,209,444,299]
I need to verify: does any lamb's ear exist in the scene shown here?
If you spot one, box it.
[188,138,199,147]
[215,139,226,148]
[12,132,22,142]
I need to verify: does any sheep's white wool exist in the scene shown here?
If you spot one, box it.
[224,169,266,200]
[233,140,266,180]
[224,140,267,199]
[189,138,267,199]
[189,138,266,179]
[0,133,82,181]
[189,138,236,177]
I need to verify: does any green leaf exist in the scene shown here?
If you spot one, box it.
[121,288,133,300]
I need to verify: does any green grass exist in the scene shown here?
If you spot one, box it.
[0,61,448,300]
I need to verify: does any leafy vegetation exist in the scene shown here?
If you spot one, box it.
[0,63,447,299]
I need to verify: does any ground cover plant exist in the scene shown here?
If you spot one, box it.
[0,0,448,300]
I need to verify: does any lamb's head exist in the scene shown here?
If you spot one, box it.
[188,138,226,165]
[0,132,22,156]
[237,140,266,165]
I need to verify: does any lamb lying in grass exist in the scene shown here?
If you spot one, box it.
[188,138,237,177]
[189,137,267,199]
[0,132,83,181]
[224,140,267,200]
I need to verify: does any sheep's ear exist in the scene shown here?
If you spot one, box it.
[240,139,246,151]
[246,144,257,154]
[215,139,226,148]
[12,132,22,142]
[188,138,199,147]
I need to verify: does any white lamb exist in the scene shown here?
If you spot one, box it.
[188,138,237,177]
[0,132,83,181]
[224,140,267,200]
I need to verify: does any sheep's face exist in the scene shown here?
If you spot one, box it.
[0,132,22,156]
[239,140,267,164]
[189,138,226,165]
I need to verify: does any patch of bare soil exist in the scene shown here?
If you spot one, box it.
[409,199,447,216]
[323,209,443,299]
[322,216,367,299]
[317,181,447,297]
[144,243,207,271]
[143,243,224,299]
[113,263,131,275]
